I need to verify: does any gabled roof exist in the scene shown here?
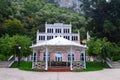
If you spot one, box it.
[30,37,86,48]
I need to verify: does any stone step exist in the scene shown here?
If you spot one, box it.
[0,61,11,68]
[111,62,120,69]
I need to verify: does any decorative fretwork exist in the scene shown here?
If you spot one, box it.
[72,61,84,70]
[33,61,45,69]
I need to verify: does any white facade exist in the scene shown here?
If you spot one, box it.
[31,23,86,70]
[36,23,80,43]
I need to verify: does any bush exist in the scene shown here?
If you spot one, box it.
[112,56,120,61]
[0,54,5,61]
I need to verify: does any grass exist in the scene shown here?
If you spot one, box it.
[11,61,44,72]
[75,62,109,72]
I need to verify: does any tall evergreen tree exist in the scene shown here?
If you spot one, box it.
[82,0,120,43]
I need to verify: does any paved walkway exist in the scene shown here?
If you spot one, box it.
[0,68,120,80]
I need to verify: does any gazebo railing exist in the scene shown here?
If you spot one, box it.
[32,61,84,70]
[72,61,84,70]
[32,61,45,69]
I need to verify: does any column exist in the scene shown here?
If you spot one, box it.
[45,47,49,70]
[32,50,36,69]
[70,47,73,70]
[83,50,86,69]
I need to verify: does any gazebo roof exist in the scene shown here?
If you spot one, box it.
[31,37,86,48]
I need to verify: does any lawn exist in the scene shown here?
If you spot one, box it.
[75,62,109,72]
[11,61,44,72]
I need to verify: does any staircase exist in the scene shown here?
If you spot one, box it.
[106,58,120,69]
[0,61,11,68]
[111,62,120,69]
[0,55,15,68]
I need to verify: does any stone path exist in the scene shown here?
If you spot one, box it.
[0,68,120,80]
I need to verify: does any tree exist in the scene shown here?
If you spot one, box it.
[0,34,12,60]
[82,0,120,43]
[10,35,32,66]
[0,34,32,66]
[87,37,112,63]
[0,0,13,23]
[2,19,25,36]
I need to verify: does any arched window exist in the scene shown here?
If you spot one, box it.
[55,53,62,62]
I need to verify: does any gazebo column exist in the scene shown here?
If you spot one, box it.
[70,47,73,70]
[83,50,86,69]
[45,47,49,70]
[32,50,35,69]
[84,50,86,69]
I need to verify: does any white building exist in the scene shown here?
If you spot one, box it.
[37,23,80,43]
[31,23,86,71]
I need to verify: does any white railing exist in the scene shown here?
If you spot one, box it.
[8,60,15,68]
[8,55,14,61]
[106,57,112,68]
[8,55,15,67]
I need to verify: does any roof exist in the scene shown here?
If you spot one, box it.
[30,37,86,48]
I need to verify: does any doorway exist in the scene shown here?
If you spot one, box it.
[55,53,62,62]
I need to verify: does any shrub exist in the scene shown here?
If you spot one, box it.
[112,56,120,61]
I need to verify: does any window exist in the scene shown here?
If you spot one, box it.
[33,53,37,62]
[47,36,53,40]
[39,36,45,40]
[55,53,62,62]
[43,53,50,61]
[68,54,74,61]
[55,29,61,33]
[72,36,78,41]
[47,28,53,33]
[63,29,69,33]
[64,36,70,40]
[80,53,84,61]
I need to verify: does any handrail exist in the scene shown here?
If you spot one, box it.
[106,57,112,68]
[8,55,15,67]
[8,55,14,61]
[8,60,15,68]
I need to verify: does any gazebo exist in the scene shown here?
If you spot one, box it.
[30,37,86,70]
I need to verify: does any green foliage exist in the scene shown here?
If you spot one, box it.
[82,0,120,43]
[10,35,32,57]
[0,54,5,61]
[11,61,44,72]
[11,61,32,71]
[87,38,114,61]
[0,34,32,60]
[112,56,120,61]
[75,62,109,72]
[2,19,25,36]
[0,0,87,40]
[0,34,12,60]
